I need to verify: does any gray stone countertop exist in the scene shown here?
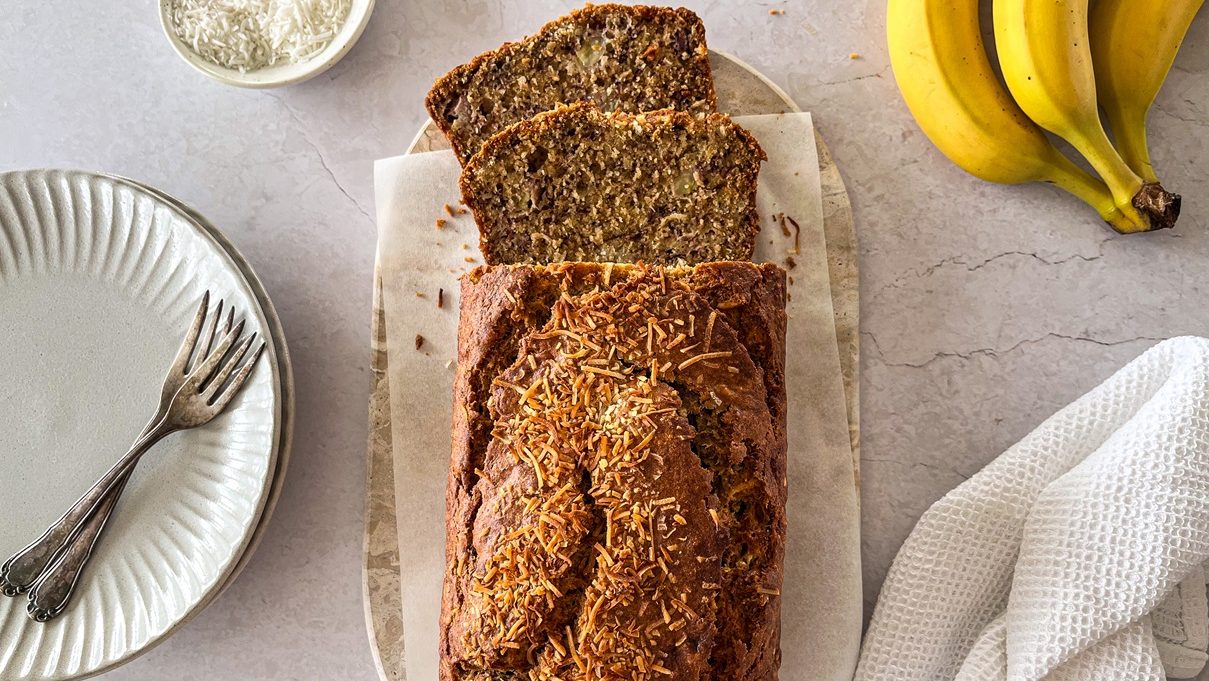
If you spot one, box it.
[3,0,1207,678]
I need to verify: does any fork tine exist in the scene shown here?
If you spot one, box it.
[191,319,245,389]
[193,299,224,372]
[202,333,256,400]
[167,291,209,378]
[224,306,235,337]
[209,342,265,413]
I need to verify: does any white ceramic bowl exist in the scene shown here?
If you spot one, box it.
[158,0,375,88]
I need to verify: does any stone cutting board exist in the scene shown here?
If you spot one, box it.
[362,51,859,681]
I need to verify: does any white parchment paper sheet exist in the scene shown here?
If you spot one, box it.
[374,112,861,680]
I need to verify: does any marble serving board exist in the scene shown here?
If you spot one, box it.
[362,52,860,681]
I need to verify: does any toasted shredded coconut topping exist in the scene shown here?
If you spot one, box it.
[459,266,747,680]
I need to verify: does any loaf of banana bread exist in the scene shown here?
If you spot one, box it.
[460,103,766,266]
[443,262,787,680]
[426,4,717,165]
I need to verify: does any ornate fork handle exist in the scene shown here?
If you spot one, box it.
[0,425,168,595]
[26,477,126,621]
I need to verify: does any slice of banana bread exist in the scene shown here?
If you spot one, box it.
[461,102,766,265]
[426,4,717,164]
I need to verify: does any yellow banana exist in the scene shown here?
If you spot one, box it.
[1090,0,1204,183]
[993,0,1181,232]
[886,0,1146,232]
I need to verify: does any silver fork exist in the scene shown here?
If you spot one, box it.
[27,295,262,622]
[0,292,264,620]
[0,291,231,596]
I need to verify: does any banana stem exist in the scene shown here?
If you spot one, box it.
[1044,153,1149,233]
[1070,125,1145,206]
[1068,124,1179,231]
[1107,108,1159,183]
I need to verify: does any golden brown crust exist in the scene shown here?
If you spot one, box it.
[461,102,766,267]
[426,4,717,164]
[442,262,787,681]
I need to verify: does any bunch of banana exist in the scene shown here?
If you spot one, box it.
[887,0,1194,233]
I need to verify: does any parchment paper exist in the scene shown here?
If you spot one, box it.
[374,113,862,681]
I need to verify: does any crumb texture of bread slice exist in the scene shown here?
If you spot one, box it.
[442,262,787,681]
[426,4,717,164]
[461,103,766,266]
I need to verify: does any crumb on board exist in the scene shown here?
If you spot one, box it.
[444,202,469,217]
[443,203,455,217]
[438,288,445,308]
[769,8,785,15]
[785,256,797,270]
[849,52,861,60]
[788,275,795,286]
[779,215,792,238]
[461,242,469,250]
[415,291,426,298]
[436,218,447,229]
[445,359,454,369]
[415,334,425,350]
[787,215,802,254]
[464,256,476,263]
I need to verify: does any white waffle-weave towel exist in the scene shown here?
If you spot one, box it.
[855,336,1209,681]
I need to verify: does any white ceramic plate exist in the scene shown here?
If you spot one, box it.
[157,0,376,88]
[0,169,282,680]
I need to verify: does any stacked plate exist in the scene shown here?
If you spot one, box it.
[0,170,293,681]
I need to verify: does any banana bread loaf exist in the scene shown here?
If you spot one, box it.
[460,103,766,266]
[426,4,717,165]
[443,262,787,681]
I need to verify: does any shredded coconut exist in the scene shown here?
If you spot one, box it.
[169,0,352,73]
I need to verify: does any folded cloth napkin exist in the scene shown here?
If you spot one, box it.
[855,336,1209,681]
